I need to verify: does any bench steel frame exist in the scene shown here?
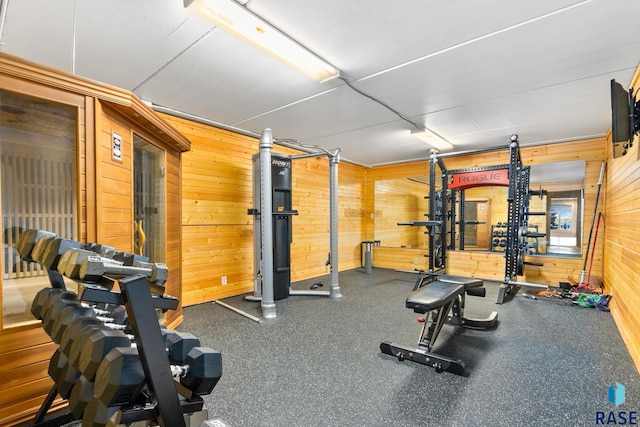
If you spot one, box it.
[381,274,498,375]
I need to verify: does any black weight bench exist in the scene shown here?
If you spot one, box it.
[380,275,498,375]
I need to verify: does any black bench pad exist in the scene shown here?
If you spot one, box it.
[436,275,482,289]
[406,281,464,313]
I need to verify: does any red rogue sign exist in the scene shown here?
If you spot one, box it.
[449,169,509,190]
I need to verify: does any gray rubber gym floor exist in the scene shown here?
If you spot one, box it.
[180,268,639,427]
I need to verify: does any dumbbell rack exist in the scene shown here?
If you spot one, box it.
[490,223,508,252]
[31,268,199,427]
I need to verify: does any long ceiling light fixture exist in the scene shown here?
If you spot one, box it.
[184,0,340,82]
[411,128,454,151]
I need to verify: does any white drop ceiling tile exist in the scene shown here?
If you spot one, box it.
[418,76,616,151]
[306,121,433,166]
[1,0,76,72]
[354,0,640,121]
[135,29,343,125]
[248,0,585,79]
[72,0,214,90]
[234,85,398,140]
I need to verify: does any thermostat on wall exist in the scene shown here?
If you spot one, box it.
[112,131,123,162]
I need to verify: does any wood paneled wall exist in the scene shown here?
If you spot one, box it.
[94,102,134,250]
[604,68,640,372]
[367,138,608,286]
[94,102,185,327]
[160,115,365,307]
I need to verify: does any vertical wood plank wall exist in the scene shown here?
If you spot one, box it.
[160,114,365,307]
[604,68,640,371]
[94,101,134,251]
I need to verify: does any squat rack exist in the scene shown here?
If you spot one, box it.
[422,135,547,303]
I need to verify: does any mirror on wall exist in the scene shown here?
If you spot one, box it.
[374,177,429,249]
[373,160,585,257]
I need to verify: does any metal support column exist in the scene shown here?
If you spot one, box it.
[427,149,440,272]
[458,191,466,250]
[329,149,342,298]
[259,129,276,319]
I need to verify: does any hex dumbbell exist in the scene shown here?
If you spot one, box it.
[57,248,124,280]
[39,237,83,270]
[48,348,80,399]
[30,287,63,320]
[16,229,56,262]
[60,316,116,357]
[77,328,200,381]
[50,303,127,344]
[38,291,80,335]
[68,330,201,418]
[112,251,149,266]
[94,345,222,407]
[79,255,168,285]
[67,322,129,373]
[176,346,223,396]
[84,243,117,259]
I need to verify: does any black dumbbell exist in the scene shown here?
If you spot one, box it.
[68,374,94,419]
[16,229,56,262]
[67,326,150,419]
[79,255,168,285]
[48,348,80,399]
[57,248,126,280]
[40,237,83,270]
[36,289,77,321]
[77,328,200,381]
[50,303,127,344]
[82,394,136,427]
[84,243,117,258]
[79,347,222,426]
[94,345,222,407]
[36,290,79,335]
[47,348,68,386]
[41,294,85,337]
[30,287,63,320]
[177,346,223,396]
[67,320,130,373]
[93,346,148,408]
[112,251,149,266]
[60,316,111,357]
[78,329,132,381]
[50,305,100,344]
[30,235,59,265]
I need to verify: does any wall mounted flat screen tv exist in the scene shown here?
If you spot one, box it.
[610,79,638,158]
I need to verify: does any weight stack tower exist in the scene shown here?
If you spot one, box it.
[251,152,297,300]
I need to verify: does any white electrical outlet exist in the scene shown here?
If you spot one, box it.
[221,275,228,285]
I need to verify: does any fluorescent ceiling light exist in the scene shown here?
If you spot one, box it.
[411,128,454,151]
[184,0,340,82]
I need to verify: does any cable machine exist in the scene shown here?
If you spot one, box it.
[247,128,342,319]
